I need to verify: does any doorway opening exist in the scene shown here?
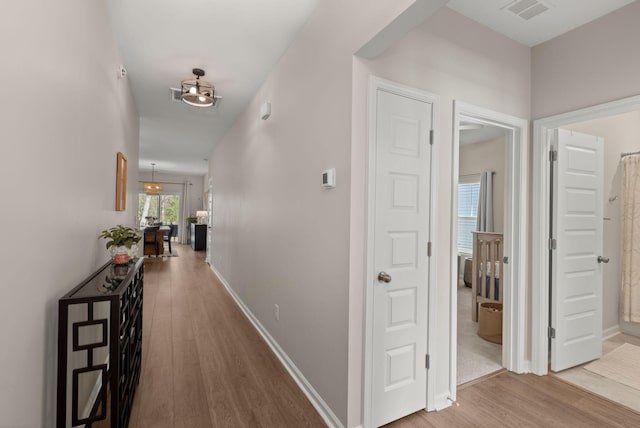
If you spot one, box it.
[532,95,640,412]
[450,101,528,401]
[532,94,640,374]
[455,120,507,386]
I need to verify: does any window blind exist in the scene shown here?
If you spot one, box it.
[458,180,480,253]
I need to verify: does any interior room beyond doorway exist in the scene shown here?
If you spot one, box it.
[456,120,506,385]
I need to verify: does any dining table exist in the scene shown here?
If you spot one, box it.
[142,225,171,256]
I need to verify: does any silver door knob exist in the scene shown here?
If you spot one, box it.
[597,256,610,264]
[377,272,392,283]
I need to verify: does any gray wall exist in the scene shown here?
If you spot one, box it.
[532,1,640,119]
[207,1,417,425]
[459,136,507,234]
[0,0,139,425]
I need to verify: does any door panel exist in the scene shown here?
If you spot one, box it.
[551,129,603,372]
[372,89,432,426]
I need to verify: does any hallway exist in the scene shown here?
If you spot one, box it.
[128,244,325,427]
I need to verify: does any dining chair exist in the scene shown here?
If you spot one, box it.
[143,226,161,257]
[163,225,175,254]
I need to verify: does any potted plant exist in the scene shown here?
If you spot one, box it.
[99,225,142,264]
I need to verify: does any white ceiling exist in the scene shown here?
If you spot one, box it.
[108,0,634,176]
[447,0,635,47]
[107,0,319,175]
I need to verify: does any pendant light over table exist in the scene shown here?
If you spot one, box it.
[144,163,162,195]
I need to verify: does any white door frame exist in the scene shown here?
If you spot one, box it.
[531,94,640,375]
[206,177,213,266]
[450,102,529,399]
[363,76,439,427]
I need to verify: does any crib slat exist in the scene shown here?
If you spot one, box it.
[471,231,504,321]
[472,233,478,321]
[497,238,503,303]
[489,239,496,301]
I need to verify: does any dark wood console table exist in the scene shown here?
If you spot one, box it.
[57,258,144,427]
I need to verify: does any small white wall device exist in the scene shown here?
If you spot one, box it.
[260,102,271,120]
[321,168,336,188]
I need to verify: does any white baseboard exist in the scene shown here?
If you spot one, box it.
[519,360,532,374]
[432,392,452,411]
[603,325,621,340]
[210,265,344,428]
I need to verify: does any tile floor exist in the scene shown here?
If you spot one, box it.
[554,333,640,413]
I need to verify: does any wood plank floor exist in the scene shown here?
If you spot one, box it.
[127,244,326,428]
[387,371,640,427]
[128,244,640,428]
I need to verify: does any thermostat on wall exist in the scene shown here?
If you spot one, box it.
[322,168,336,188]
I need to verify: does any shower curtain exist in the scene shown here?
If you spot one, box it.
[622,155,640,322]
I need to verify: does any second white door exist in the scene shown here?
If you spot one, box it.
[551,129,604,372]
[372,88,433,426]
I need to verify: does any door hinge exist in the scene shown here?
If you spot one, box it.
[425,354,430,369]
[549,149,558,162]
[427,241,432,257]
[548,326,556,339]
[429,129,434,145]
[503,256,509,265]
[549,238,557,250]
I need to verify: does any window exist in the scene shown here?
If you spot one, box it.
[457,176,480,254]
[138,193,180,226]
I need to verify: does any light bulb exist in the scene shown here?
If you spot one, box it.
[189,87,197,94]
[199,96,206,102]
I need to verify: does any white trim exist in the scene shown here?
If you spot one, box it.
[432,393,453,411]
[427,86,441,412]
[210,265,344,428]
[450,101,529,399]
[532,94,640,376]
[603,325,621,340]
[364,76,440,426]
[206,177,213,266]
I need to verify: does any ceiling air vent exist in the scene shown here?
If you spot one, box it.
[505,0,549,20]
[170,87,182,102]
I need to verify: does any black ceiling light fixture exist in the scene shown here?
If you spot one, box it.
[181,68,216,108]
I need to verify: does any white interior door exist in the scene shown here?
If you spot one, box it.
[372,89,432,426]
[206,180,213,265]
[551,129,604,372]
